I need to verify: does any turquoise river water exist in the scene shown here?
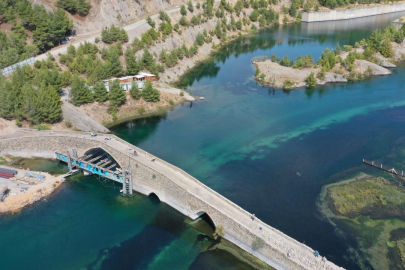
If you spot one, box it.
[2,12,405,270]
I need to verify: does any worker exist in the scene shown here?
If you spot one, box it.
[152,156,156,162]
[133,150,137,156]
[314,250,319,257]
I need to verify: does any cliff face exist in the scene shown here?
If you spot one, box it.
[31,0,191,34]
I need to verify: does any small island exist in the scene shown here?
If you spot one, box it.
[253,24,405,90]
[319,173,405,269]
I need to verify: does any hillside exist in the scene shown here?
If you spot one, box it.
[31,0,197,34]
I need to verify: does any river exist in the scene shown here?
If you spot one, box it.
[2,12,405,270]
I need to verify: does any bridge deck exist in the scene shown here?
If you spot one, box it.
[0,130,343,270]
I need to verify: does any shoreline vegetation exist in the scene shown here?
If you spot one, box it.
[318,173,405,269]
[253,23,405,90]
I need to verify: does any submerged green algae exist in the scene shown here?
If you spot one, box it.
[319,173,405,269]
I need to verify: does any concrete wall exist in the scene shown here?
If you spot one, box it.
[302,3,405,22]
[0,133,342,270]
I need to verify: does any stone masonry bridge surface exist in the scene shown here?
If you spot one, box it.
[0,129,343,270]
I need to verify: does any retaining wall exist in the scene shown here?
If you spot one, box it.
[302,2,405,22]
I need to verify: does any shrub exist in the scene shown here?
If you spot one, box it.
[343,45,353,52]
[138,106,146,115]
[305,72,317,88]
[169,99,174,105]
[283,80,295,90]
[35,124,51,130]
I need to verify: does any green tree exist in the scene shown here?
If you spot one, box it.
[394,30,404,44]
[334,43,341,55]
[146,16,155,28]
[130,82,142,100]
[380,38,393,58]
[125,48,141,75]
[318,48,336,71]
[108,80,126,107]
[108,50,123,77]
[93,81,108,102]
[37,84,62,123]
[142,81,160,102]
[57,0,77,13]
[77,0,91,16]
[188,0,194,12]
[21,84,40,124]
[70,75,93,106]
[249,10,259,22]
[180,5,187,16]
[305,72,317,88]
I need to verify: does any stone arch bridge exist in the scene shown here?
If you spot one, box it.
[0,130,343,270]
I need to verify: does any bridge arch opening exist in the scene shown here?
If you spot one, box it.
[81,147,122,173]
[148,192,161,204]
[193,211,216,236]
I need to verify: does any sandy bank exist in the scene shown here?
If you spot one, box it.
[0,165,68,213]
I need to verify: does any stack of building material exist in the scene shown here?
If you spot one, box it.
[25,172,45,182]
[0,186,10,202]
[0,167,17,179]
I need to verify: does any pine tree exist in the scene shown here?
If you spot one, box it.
[180,5,187,16]
[108,51,123,77]
[37,84,62,123]
[57,0,77,13]
[125,49,141,75]
[108,80,126,107]
[141,49,155,71]
[93,81,108,102]
[380,38,393,58]
[188,0,194,12]
[142,81,160,102]
[70,75,93,106]
[21,84,41,124]
[0,80,15,119]
[130,82,141,100]
[76,0,91,16]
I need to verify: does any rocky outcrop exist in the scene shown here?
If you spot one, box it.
[374,54,397,68]
[61,102,110,133]
[253,60,348,89]
[355,59,391,75]
[322,72,347,83]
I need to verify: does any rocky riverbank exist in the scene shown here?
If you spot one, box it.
[253,38,405,90]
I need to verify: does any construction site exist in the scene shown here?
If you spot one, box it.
[0,166,67,213]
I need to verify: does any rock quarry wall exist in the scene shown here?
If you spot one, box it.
[302,2,405,22]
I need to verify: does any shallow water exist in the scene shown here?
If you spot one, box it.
[2,12,405,270]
